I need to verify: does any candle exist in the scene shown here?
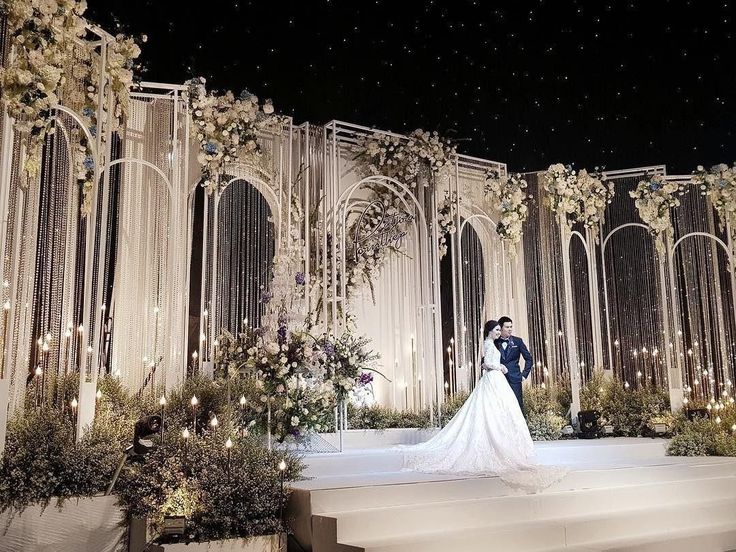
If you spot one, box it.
[71,397,78,441]
[0,300,9,379]
[182,427,190,461]
[159,395,167,444]
[35,365,42,406]
[225,437,233,477]
[77,325,84,372]
[191,395,199,433]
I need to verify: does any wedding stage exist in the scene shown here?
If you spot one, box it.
[287,432,736,552]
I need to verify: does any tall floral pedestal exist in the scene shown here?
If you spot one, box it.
[162,534,286,551]
[0,496,124,552]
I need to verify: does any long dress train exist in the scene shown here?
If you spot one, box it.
[400,337,567,492]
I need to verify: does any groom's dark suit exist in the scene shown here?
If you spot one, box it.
[495,336,533,412]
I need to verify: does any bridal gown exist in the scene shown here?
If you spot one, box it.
[400,337,566,492]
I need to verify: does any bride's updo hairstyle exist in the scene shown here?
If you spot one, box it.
[483,319,499,339]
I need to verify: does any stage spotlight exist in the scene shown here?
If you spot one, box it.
[106,415,162,495]
[686,408,708,422]
[578,410,600,439]
[133,415,163,454]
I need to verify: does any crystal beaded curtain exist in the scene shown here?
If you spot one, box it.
[672,187,735,402]
[4,133,43,413]
[30,115,77,400]
[601,175,668,388]
[449,164,522,393]
[522,172,569,384]
[111,97,174,392]
[457,221,485,388]
[569,236,594,384]
[215,180,275,336]
[1,29,94,413]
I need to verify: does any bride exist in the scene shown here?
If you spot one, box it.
[400,319,566,492]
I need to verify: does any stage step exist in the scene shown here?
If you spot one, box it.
[338,497,736,552]
[324,476,736,544]
[289,438,736,552]
[301,460,736,515]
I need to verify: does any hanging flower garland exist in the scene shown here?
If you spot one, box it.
[629,173,688,255]
[354,128,456,186]
[0,0,87,179]
[329,129,457,310]
[320,190,406,313]
[484,169,529,255]
[70,35,141,216]
[185,77,276,195]
[693,163,736,242]
[436,191,457,259]
[543,164,613,233]
[105,34,142,128]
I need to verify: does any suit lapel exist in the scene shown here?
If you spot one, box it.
[503,337,514,360]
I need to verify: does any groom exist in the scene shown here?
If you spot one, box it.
[495,316,533,412]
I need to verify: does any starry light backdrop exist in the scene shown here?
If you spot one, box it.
[87,0,735,173]
[84,0,736,398]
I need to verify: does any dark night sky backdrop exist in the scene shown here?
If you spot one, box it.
[87,0,734,173]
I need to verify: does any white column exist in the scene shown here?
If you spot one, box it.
[560,220,581,424]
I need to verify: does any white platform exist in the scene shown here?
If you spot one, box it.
[287,434,736,552]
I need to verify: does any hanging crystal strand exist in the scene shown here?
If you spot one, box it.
[12,134,43,413]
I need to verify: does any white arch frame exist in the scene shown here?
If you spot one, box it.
[327,174,441,421]
[206,173,282,357]
[670,231,735,389]
[601,223,652,375]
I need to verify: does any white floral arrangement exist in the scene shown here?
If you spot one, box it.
[353,128,456,187]
[543,164,613,232]
[693,163,736,242]
[317,333,381,402]
[484,169,529,255]
[105,34,143,128]
[0,0,87,180]
[185,77,276,194]
[0,1,142,216]
[629,173,688,254]
[216,326,335,441]
[436,192,457,258]
[68,36,139,216]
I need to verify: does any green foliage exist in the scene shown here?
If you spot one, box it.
[526,410,565,441]
[580,370,671,436]
[0,375,135,514]
[347,403,432,430]
[0,374,305,543]
[116,434,303,542]
[667,417,736,456]
[667,403,736,457]
[523,385,566,441]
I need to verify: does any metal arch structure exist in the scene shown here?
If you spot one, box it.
[455,210,507,392]
[327,173,439,419]
[600,222,653,377]
[670,230,736,391]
